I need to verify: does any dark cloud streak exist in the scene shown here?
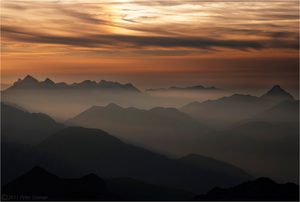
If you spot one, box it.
[2,25,298,51]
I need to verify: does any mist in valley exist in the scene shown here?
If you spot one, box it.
[1,76,299,200]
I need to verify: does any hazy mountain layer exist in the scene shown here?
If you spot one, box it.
[1,103,64,145]
[67,103,211,156]
[181,85,294,128]
[2,104,252,193]
[34,127,251,193]
[2,76,230,120]
[188,100,299,183]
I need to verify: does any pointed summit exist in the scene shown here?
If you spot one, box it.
[41,78,55,87]
[267,85,288,95]
[23,75,39,83]
[44,78,55,84]
[9,75,39,89]
[261,85,294,102]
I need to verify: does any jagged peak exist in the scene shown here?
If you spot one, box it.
[7,77,140,92]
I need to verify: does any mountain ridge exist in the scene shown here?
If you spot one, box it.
[195,177,299,201]
[6,75,140,92]
[67,103,211,156]
[181,85,295,127]
[146,85,219,92]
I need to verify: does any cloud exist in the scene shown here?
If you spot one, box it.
[2,25,298,51]
[2,0,299,56]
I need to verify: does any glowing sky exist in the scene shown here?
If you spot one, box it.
[1,0,299,90]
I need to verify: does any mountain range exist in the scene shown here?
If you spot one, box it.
[2,104,252,193]
[146,85,219,92]
[1,76,147,120]
[6,75,140,92]
[181,85,295,127]
[35,127,251,193]
[186,99,299,183]
[67,103,211,155]
[195,177,299,201]
[3,167,298,201]
[1,81,298,200]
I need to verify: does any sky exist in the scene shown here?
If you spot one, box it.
[1,0,299,91]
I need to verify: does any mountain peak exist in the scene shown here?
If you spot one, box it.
[23,75,39,83]
[269,85,285,94]
[24,75,37,80]
[10,75,39,89]
[42,78,55,85]
[261,85,294,100]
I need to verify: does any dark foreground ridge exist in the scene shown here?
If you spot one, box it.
[2,167,116,201]
[2,167,194,201]
[195,177,299,201]
[2,167,299,201]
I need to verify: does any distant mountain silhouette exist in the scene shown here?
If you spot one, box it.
[261,85,294,102]
[2,76,143,120]
[6,75,140,92]
[181,85,295,127]
[33,127,251,193]
[1,103,64,145]
[146,85,219,92]
[2,167,117,201]
[195,178,299,201]
[67,103,211,156]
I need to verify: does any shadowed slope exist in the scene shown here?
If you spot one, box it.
[35,127,251,193]
[1,103,64,145]
[2,167,117,201]
[195,178,299,201]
